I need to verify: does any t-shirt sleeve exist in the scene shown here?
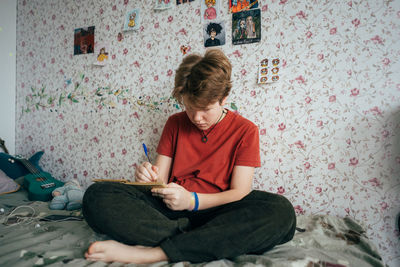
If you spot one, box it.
[234,124,261,167]
[156,116,176,158]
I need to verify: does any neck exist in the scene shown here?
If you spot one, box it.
[214,108,226,125]
[200,109,226,143]
[204,108,226,133]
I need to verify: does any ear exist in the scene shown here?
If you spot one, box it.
[220,96,228,106]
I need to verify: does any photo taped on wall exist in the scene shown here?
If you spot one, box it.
[229,0,259,13]
[177,0,195,5]
[123,9,141,31]
[93,42,109,66]
[232,9,261,45]
[74,26,95,55]
[201,0,221,23]
[155,0,173,10]
[204,21,226,47]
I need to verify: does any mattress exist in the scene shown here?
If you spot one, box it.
[0,189,384,267]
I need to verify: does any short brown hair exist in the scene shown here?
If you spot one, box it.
[173,49,232,108]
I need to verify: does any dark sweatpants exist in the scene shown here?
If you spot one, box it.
[82,182,296,263]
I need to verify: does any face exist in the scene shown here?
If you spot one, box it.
[182,95,227,130]
[210,30,216,38]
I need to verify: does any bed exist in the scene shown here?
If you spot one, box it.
[0,188,384,267]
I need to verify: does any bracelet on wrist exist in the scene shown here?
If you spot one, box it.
[192,192,199,211]
[189,192,195,210]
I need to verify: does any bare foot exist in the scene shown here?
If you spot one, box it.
[85,240,168,264]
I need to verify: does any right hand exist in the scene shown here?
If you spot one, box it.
[151,183,192,211]
[135,162,159,183]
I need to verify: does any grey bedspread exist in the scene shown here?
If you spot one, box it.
[0,189,384,267]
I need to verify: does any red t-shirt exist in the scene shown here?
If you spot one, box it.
[157,110,260,193]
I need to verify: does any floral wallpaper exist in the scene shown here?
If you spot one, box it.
[15,0,400,266]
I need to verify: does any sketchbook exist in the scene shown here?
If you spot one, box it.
[92,178,166,191]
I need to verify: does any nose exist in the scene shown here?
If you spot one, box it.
[193,111,203,123]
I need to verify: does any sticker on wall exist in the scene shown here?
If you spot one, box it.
[258,58,280,84]
[154,0,173,10]
[117,32,124,42]
[177,0,195,4]
[232,9,261,45]
[180,45,191,55]
[93,42,109,66]
[229,0,259,13]
[123,9,141,31]
[201,0,220,23]
[74,26,95,55]
[204,21,225,47]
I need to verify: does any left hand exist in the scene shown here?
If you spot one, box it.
[151,183,192,211]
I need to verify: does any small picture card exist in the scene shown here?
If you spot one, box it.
[201,0,221,23]
[203,21,226,47]
[93,42,110,66]
[229,0,259,13]
[232,9,261,45]
[258,58,280,84]
[123,9,141,31]
[177,0,194,5]
[74,26,95,55]
[155,0,173,10]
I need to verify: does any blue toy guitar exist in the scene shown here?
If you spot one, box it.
[0,151,64,201]
[0,151,45,179]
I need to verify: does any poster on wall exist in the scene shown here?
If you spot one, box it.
[232,9,261,45]
[201,0,221,23]
[177,0,195,4]
[154,0,173,10]
[74,26,95,55]
[229,0,259,13]
[93,42,110,66]
[258,58,280,84]
[123,9,141,31]
[203,21,225,47]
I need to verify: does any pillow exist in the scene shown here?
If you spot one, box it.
[0,169,20,195]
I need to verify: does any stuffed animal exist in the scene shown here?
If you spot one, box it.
[49,180,84,211]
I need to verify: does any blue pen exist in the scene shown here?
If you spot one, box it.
[142,143,151,163]
[142,143,158,182]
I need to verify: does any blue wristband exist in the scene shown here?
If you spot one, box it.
[193,192,199,211]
